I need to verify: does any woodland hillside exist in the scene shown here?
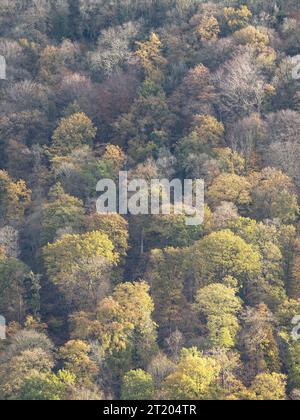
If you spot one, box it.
[0,0,300,400]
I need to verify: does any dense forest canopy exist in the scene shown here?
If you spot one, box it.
[0,0,300,400]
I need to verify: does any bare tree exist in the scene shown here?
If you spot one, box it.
[89,22,139,79]
[227,113,265,170]
[214,49,267,122]
[262,110,300,186]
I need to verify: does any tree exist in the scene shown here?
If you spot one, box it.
[249,168,299,223]
[226,217,287,307]
[290,239,300,299]
[136,33,167,82]
[0,347,55,399]
[51,113,97,156]
[38,45,67,84]
[114,78,174,162]
[196,15,220,41]
[68,283,157,385]
[68,0,81,40]
[3,329,54,356]
[51,145,116,200]
[0,170,31,227]
[239,305,281,379]
[208,349,244,399]
[101,145,126,174]
[147,352,175,387]
[69,385,103,400]
[189,230,262,296]
[0,226,19,258]
[212,148,246,177]
[195,283,242,349]
[0,110,49,176]
[207,173,252,212]
[94,73,139,133]
[161,213,203,250]
[286,339,300,391]
[214,50,267,122]
[146,247,190,338]
[121,369,155,400]
[170,64,216,125]
[176,116,228,180]
[89,23,138,80]
[141,207,208,251]
[86,213,129,258]
[193,115,225,148]
[211,202,239,231]
[262,111,300,187]
[15,370,75,401]
[176,115,225,165]
[59,340,98,385]
[233,26,269,49]
[41,183,85,245]
[0,256,40,323]
[43,231,118,310]
[163,348,221,400]
[96,281,157,365]
[272,58,300,110]
[224,6,252,31]
[227,113,265,171]
[250,372,287,400]
[0,329,54,399]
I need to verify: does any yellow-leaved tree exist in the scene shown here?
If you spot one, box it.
[43,231,119,310]
[163,347,221,400]
[0,170,31,227]
[51,112,97,156]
